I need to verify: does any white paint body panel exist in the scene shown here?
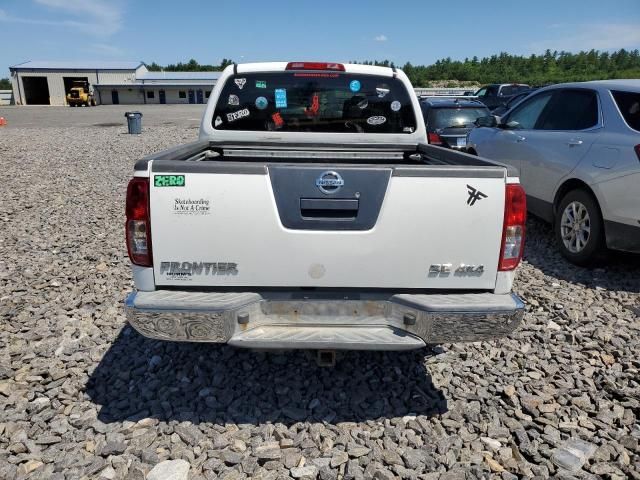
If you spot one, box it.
[150,170,506,289]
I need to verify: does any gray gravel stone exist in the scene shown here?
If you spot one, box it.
[291,465,319,479]
[331,451,349,467]
[147,459,190,480]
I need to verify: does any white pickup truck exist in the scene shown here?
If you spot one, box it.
[124,62,526,353]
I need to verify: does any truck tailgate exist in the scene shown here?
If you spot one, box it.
[149,162,506,289]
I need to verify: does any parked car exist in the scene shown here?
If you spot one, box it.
[474,83,531,110]
[468,80,640,265]
[123,61,526,355]
[491,88,537,116]
[420,97,490,149]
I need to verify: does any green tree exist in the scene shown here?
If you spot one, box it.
[143,50,640,87]
[144,59,235,72]
[0,78,11,89]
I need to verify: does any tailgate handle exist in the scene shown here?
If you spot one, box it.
[300,198,359,219]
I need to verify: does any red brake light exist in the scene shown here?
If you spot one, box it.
[634,144,640,162]
[499,184,526,271]
[126,177,152,267]
[285,62,345,71]
[428,132,443,145]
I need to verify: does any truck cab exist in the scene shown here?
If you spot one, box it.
[475,83,530,110]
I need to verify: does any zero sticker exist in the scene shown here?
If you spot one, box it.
[376,87,390,98]
[391,100,401,112]
[275,89,287,108]
[214,116,222,127]
[234,78,246,89]
[228,94,239,106]
[255,96,268,110]
[256,80,267,88]
[227,108,250,122]
[349,80,361,92]
[272,112,284,127]
[154,175,185,187]
[367,116,386,125]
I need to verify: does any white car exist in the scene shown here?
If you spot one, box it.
[124,62,526,356]
[468,80,640,265]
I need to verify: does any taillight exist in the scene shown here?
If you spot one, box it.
[499,184,526,271]
[285,62,345,71]
[634,144,640,162]
[126,177,152,267]
[428,132,443,145]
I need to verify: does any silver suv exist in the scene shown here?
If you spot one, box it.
[467,80,640,265]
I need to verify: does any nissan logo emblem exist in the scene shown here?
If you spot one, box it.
[315,171,344,194]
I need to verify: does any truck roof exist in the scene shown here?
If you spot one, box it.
[236,62,396,77]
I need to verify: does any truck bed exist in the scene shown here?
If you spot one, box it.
[134,139,519,175]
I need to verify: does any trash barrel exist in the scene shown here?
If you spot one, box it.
[124,111,143,134]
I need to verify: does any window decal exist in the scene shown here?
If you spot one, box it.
[255,96,268,110]
[367,116,386,125]
[226,108,250,122]
[275,89,288,108]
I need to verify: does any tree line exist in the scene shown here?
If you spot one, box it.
[146,58,234,72]
[145,49,640,87]
[398,49,640,87]
[2,49,638,90]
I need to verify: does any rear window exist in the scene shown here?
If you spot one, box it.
[427,107,489,129]
[212,72,417,133]
[499,85,529,97]
[611,90,640,132]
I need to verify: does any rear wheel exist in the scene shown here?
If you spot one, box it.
[554,189,606,266]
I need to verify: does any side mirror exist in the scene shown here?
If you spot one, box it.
[475,115,500,128]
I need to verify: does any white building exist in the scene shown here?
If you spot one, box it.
[8,61,220,106]
[97,71,221,105]
[0,90,13,105]
[9,61,144,105]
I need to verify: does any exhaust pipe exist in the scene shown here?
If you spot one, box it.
[316,350,336,367]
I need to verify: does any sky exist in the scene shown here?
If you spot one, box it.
[1,0,640,75]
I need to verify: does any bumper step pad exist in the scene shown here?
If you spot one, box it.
[228,325,425,350]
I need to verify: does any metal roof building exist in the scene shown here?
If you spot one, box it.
[95,70,221,105]
[8,60,221,106]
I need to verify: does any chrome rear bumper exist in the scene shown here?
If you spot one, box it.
[124,290,525,350]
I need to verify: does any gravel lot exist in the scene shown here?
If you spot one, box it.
[0,108,639,480]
